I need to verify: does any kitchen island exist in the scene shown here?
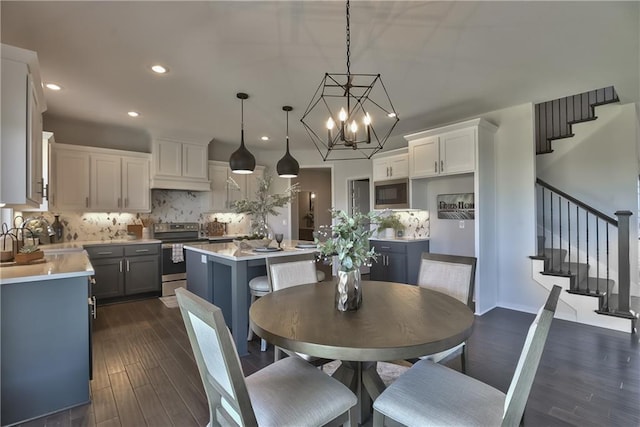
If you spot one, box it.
[184,240,318,356]
[0,252,94,426]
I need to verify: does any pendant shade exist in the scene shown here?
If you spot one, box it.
[277,105,299,178]
[229,92,255,174]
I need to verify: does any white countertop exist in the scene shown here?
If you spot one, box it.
[185,240,318,261]
[0,252,95,285]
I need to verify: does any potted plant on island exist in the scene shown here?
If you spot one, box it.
[315,209,379,311]
[228,174,299,248]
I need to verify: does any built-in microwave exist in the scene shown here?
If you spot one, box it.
[374,178,410,209]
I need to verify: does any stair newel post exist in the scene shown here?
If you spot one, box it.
[614,210,632,314]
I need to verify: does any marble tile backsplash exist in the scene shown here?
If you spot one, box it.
[14,190,429,242]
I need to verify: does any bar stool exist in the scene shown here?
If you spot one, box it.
[247,275,270,351]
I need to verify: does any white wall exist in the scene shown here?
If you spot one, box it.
[483,103,546,313]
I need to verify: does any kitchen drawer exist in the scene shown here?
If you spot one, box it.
[85,245,124,259]
[370,241,407,254]
[124,244,159,257]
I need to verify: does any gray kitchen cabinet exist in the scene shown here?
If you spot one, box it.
[1,275,90,426]
[86,243,160,301]
[369,239,430,285]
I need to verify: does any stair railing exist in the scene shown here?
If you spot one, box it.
[536,178,632,314]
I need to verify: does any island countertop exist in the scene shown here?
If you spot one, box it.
[0,252,95,285]
[184,239,318,261]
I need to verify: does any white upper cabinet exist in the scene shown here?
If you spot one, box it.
[122,157,150,211]
[373,152,409,181]
[151,137,210,191]
[204,161,265,212]
[406,121,489,179]
[51,147,90,210]
[52,144,150,212]
[1,44,47,208]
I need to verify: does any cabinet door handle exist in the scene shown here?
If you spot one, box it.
[97,251,113,255]
[125,198,129,208]
[381,246,390,250]
[135,249,149,253]
[86,197,89,208]
[119,260,123,272]
[390,166,393,176]
[126,260,130,272]
[43,183,49,201]
[440,160,444,172]
[434,161,438,173]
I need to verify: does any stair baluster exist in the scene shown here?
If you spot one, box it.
[535,179,635,324]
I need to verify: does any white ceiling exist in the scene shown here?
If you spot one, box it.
[2,1,638,153]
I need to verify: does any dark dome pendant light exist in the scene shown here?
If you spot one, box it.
[276,105,300,178]
[229,92,256,174]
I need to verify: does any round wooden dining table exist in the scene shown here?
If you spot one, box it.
[249,280,475,423]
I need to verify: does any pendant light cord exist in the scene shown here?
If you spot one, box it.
[346,0,350,76]
[285,109,290,153]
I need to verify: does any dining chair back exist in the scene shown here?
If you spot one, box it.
[267,252,319,291]
[415,252,477,371]
[417,252,477,308]
[372,285,562,427]
[176,288,357,427]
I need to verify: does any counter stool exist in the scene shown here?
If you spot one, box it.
[248,275,270,351]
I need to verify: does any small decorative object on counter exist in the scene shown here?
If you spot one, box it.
[52,215,64,242]
[14,244,44,264]
[315,209,380,311]
[208,218,225,236]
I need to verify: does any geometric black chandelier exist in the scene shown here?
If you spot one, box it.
[301,0,399,161]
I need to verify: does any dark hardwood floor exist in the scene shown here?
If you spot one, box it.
[18,296,639,427]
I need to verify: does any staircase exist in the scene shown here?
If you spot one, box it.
[531,179,638,333]
[535,86,619,154]
[532,88,638,333]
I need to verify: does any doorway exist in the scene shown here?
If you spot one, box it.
[348,178,371,215]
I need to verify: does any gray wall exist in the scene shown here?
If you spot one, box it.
[412,174,475,256]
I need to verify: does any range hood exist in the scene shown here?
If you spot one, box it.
[151,137,211,191]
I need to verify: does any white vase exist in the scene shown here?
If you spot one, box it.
[384,228,395,239]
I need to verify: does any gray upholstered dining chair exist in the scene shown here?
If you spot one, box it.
[175,288,357,427]
[266,253,328,364]
[247,253,325,352]
[373,285,561,427]
[415,252,477,372]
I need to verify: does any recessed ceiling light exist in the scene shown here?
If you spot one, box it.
[45,83,62,91]
[127,111,140,117]
[387,112,397,118]
[261,136,269,141]
[151,64,167,74]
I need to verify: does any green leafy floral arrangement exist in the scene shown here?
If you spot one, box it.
[228,174,299,237]
[315,209,379,272]
[377,212,405,231]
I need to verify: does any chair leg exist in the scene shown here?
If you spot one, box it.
[247,294,257,342]
[260,338,267,352]
[372,408,385,427]
[461,344,467,373]
[274,346,283,362]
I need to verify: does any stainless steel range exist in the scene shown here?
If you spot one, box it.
[153,222,201,296]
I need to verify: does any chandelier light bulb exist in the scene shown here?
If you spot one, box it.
[339,108,347,122]
[350,120,358,133]
[364,113,371,126]
[326,117,335,129]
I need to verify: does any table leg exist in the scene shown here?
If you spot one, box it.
[333,361,385,425]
